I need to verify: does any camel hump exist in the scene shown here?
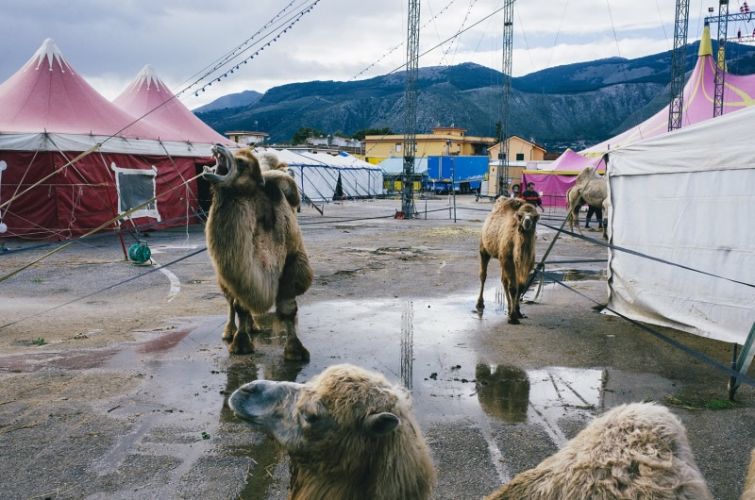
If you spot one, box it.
[257,152,288,172]
[574,166,598,186]
[495,197,523,212]
[264,170,300,208]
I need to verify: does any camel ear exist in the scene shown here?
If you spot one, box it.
[509,199,523,210]
[364,412,400,436]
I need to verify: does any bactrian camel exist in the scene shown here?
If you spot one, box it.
[203,145,312,361]
[566,166,608,239]
[477,198,540,324]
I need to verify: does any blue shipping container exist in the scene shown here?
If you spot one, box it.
[427,156,488,182]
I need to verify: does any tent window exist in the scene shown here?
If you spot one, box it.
[110,163,160,220]
[516,153,525,161]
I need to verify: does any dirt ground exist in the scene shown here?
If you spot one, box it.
[0,196,753,500]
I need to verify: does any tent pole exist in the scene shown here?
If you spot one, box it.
[116,227,128,260]
[728,322,755,401]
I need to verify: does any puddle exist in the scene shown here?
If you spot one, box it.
[541,268,606,282]
[0,280,665,498]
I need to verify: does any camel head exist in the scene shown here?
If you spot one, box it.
[203,144,264,191]
[229,364,406,460]
[516,203,539,233]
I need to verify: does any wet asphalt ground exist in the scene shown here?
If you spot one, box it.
[0,197,753,499]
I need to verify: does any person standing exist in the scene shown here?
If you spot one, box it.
[521,182,544,211]
[585,204,603,229]
[510,183,521,199]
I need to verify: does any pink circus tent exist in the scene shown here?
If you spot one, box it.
[521,149,605,207]
[584,24,755,155]
[0,39,222,240]
[526,24,755,208]
[0,39,162,139]
[113,65,232,145]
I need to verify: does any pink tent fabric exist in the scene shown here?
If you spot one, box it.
[584,25,755,155]
[113,65,232,145]
[0,40,214,240]
[521,149,606,207]
[0,39,163,139]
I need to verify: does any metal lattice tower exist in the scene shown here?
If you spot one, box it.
[401,0,421,218]
[713,0,730,117]
[668,0,690,131]
[497,0,514,195]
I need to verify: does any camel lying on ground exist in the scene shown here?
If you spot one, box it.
[231,364,719,500]
[203,145,312,361]
[743,449,755,500]
[477,198,539,324]
[486,402,713,500]
[566,166,608,239]
[229,364,436,500]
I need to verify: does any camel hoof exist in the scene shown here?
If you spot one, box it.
[222,325,237,343]
[517,312,528,319]
[508,317,520,325]
[284,338,310,363]
[228,333,254,355]
[475,300,485,311]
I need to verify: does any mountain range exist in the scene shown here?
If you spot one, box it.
[194,41,755,151]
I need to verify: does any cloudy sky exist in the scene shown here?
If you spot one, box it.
[1,0,717,108]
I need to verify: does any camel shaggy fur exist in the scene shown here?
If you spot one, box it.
[204,145,312,360]
[229,364,436,500]
[476,198,539,324]
[486,402,713,500]
[566,166,608,238]
[743,449,755,500]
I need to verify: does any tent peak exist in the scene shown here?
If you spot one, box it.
[32,38,72,73]
[699,24,712,57]
[134,64,164,90]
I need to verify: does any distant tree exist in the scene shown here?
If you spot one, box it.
[351,127,393,141]
[291,127,325,145]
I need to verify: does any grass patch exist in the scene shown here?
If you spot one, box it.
[665,394,736,411]
[704,399,735,410]
[31,337,47,346]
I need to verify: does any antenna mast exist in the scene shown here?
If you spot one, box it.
[668,0,690,131]
[401,0,421,218]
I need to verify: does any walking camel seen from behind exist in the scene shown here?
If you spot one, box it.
[203,145,312,361]
[566,166,608,238]
[476,198,539,324]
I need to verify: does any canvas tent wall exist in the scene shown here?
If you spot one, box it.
[606,104,755,346]
[0,40,227,240]
[257,148,383,202]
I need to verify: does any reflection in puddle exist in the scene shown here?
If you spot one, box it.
[475,364,605,446]
[475,364,530,424]
[542,268,606,282]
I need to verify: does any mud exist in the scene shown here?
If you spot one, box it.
[0,197,753,499]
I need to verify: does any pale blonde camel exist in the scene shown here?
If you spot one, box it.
[566,166,608,238]
[486,402,713,500]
